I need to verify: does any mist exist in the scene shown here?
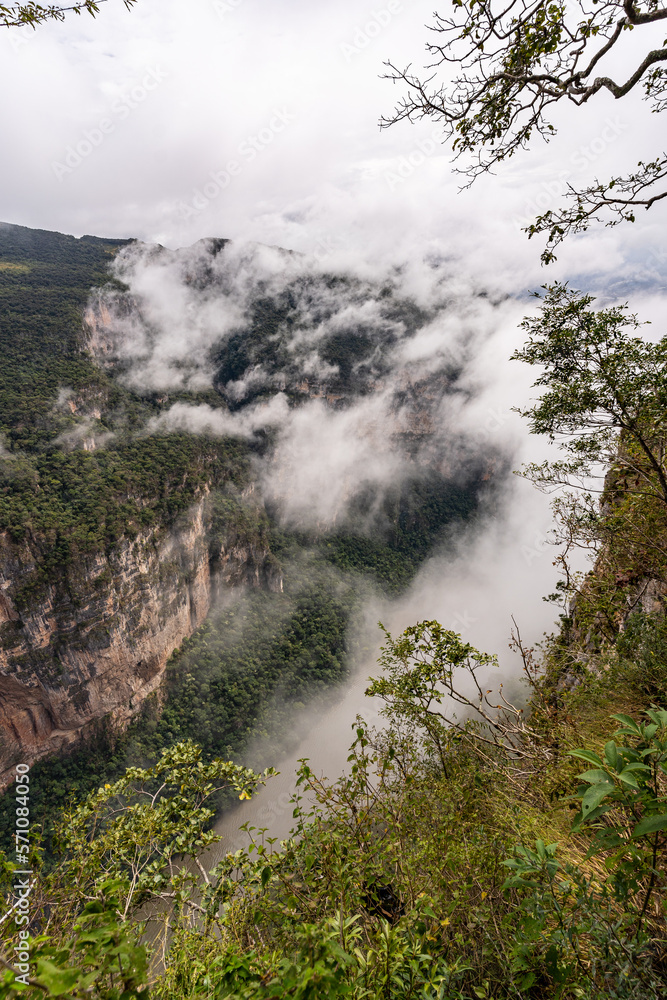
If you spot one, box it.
[84,235,568,853]
[210,472,560,857]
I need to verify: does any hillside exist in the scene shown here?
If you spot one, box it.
[3,522,667,1000]
[0,235,666,999]
[0,223,496,801]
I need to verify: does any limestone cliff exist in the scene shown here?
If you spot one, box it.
[0,496,281,790]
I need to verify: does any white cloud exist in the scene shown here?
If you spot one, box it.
[0,0,663,298]
[87,237,524,533]
[147,395,289,438]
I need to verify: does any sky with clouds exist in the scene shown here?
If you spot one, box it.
[4,0,664,677]
[0,0,665,296]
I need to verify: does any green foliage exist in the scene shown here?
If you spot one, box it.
[0,224,253,582]
[0,558,358,854]
[0,2,136,30]
[54,740,275,920]
[512,284,667,637]
[0,223,485,828]
[499,707,667,998]
[513,284,667,500]
[0,435,247,563]
[320,473,481,594]
[616,613,667,703]
[1,883,148,1000]
[569,709,667,889]
[155,562,359,762]
[367,620,510,771]
[4,629,667,1000]
[0,225,133,452]
[211,272,431,407]
[502,839,662,999]
[165,714,519,1000]
[0,743,273,999]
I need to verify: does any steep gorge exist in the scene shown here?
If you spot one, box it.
[0,494,279,789]
[0,223,500,794]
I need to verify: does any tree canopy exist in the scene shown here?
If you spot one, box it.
[513,284,667,628]
[382,0,667,261]
[514,283,667,505]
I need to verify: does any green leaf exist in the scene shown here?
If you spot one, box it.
[577,768,609,784]
[646,709,667,729]
[34,960,80,997]
[581,779,614,816]
[632,813,667,838]
[567,749,604,767]
[604,740,619,770]
[617,770,640,790]
[611,714,641,735]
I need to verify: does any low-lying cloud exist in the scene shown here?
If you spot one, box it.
[86,237,523,532]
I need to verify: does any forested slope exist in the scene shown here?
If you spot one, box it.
[0,223,491,820]
[2,284,666,1000]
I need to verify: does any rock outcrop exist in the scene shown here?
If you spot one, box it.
[0,496,281,790]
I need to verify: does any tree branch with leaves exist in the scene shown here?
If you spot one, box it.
[382,0,667,260]
[513,283,667,629]
[0,0,136,29]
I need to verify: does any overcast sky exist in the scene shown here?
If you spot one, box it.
[0,0,665,295]
[5,0,665,679]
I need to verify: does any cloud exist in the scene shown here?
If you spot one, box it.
[261,393,408,527]
[146,395,290,437]
[52,417,115,452]
[86,236,520,533]
[0,0,664,301]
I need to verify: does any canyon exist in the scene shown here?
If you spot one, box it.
[0,495,280,790]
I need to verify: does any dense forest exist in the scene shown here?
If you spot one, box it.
[3,226,667,999]
[0,223,486,847]
[3,0,667,992]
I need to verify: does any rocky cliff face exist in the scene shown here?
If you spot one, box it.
[0,496,281,790]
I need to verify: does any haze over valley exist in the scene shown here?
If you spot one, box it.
[2,3,667,997]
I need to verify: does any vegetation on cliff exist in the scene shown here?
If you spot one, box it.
[0,224,255,563]
[1,610,667,999]
[0,222,487,854]
[1,287,666,998]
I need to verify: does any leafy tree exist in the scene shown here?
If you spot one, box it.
[0,742,274,998]
[382,0,667,261]
[0,1,135,29]
[0,886,149,1000]
[512,283,667,625]
[514,283,667,505]
[502,708,667,997]
[366,620,543,772]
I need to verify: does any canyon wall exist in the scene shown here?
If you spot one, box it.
[0,496,280,790]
